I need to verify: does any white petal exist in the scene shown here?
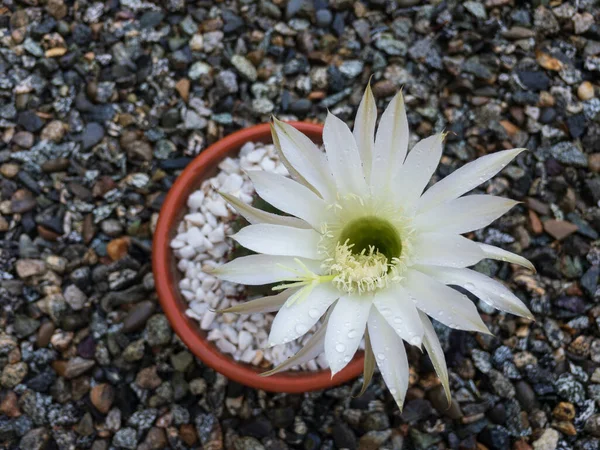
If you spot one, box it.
[413,195,519,234]
[268,283,339,346]
[416,265,534,319]
[325,294,372,376]
[394,133,444,208]
[220,288,295,314]
[478,243,536,272]
[272,119,336,201]
[403,269,491,334]
[233,224,322,259]
[220,192,310,229]
[262,317,328,376]
[418,148,527,213]
[372,90,409,196]
[323,112,369,197]
[367,308,409,410]
[411,232,485,268]
[353,84,377,182]
[419,311,451,404]
[373,284,424,346]
[248,170,328,229]
[212,255,321,285]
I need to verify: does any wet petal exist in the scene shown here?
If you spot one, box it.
[212,255,321,285]
[218,288,296,314]
[268,283,339,346]
[325,293,372,376]
[367,308,409,410]
[372,90,409,196]
[413,195,520,235]
[323,112,369,197]
[248,170,328,229]
[411,232,485,268]
[478,243,536,272]
[272,119,336,201]
[403,269,491,334]
[418,148,526,213]
[220,192,310,228]
[373,284,424,346]
[353,84,377,182]
[232,224,322,259]
[419,311,451,404]
[416,265,534,319]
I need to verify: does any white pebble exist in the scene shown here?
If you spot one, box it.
[238,330,252,351]
[200,310,216,330]
[187,191,205,210]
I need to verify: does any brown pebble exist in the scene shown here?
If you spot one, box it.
[543,219,579,240]
[37,321,55,348]
[554,421,577,436]
[0,163,20,178]
[136,366,162,390]
[372,80,397,98]
[107,237,130,261]
[553,402,576,421]
[122,300,155,333]
[41,157,70,172]
[37,225,61,241]
[175,79,190,102]
[40,120,66,142]
[0,391,21,417]
[528,210,543,235]
[578,81,595,101]
[90,383,115,414]
[83,214,96,244]
[589,153,600,173]
[12,131,34,148]
[180,424,198,446]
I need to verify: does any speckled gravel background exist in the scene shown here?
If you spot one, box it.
[1,0,600,449]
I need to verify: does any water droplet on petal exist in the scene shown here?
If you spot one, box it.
[335,343,346,352]
[410,336,421,346]
[390,388,397,395]
[464,282,475,290]
[377,353,385,360]
[295,323,308,335]
[393,317,403,324]
[343,355,351,362]
[347,329,357,339]
[308,308,320,319]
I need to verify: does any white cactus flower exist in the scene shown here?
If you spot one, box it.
[213,85,535,409]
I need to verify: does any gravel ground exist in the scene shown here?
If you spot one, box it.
[1,0,600,449]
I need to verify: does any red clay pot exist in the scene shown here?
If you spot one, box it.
[152,122,364,393]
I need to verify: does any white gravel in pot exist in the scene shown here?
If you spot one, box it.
[170,141,329,371]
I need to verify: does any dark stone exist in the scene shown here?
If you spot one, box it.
[17,111,44,132]
[567,113,587,139]
[517,71,550,91]
[81,123,105,150]
[332,421,357,450]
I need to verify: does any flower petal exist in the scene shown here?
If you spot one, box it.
[419,311,451,404]
[411,232,485,268]
[268,283,339,346]
[394,133,444,208]
[219,288,295,314]
[325,293,372,376]
[478,243,536,272]
[418,148,527,213]
[357,329,376,397]
[323,112,369,197]
[403,269,491,334]
[232,224,322,259]
[248,170,328,229]
[413,195,520,235]
[212,254,321,285]
[272,119,336,201]
[372,90,409,196]
[261,310,330,376]
[416,265,534,319]
[353,84,377,182]
[220,192,310,229]
[367,308,409,410]
[373,284,424,346]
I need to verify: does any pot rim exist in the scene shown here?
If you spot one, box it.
[152,122,364,393]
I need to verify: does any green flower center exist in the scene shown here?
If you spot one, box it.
[338,216,402,261]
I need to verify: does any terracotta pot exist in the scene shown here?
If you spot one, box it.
[153,122,364,393]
